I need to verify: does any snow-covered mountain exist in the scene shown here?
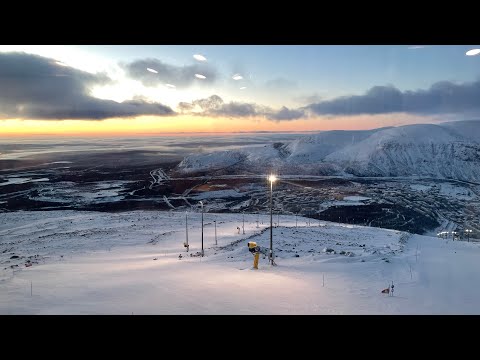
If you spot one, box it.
[175,121,480,181]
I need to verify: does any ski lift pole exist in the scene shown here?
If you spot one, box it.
[184,211,189,252]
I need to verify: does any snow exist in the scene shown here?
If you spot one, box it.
[1,210,480,314]
[285,128,387,163]
[410,184,432,192]
[439,119,480,142]
[175,122,480,181]
[343,196,370,202]
[439,183,475,200]
[0,177,49,186]
[28,180,134,204]
[177,144,285,173]
[325,124,462,163]
[190,189,245,200]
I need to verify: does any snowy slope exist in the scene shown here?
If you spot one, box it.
[177,143,288,174]
[175,122,480,181]
[438,119,480,142]
[325,124,480,180]
[1,210,480,314]
[285,128,388,163]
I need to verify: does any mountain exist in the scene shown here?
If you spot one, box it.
[437,120,480,142]
[325,123,480,179]
[175,121,480,181]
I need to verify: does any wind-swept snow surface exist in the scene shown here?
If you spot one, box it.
[1,211,480,314]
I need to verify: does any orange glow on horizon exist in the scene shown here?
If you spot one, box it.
[0,113,441,137]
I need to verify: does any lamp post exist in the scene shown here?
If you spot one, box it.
[200,201,204,257]
[185,211,189,252]
[465,229,472,242]
[214,218,217,245]
[268,174,277,265]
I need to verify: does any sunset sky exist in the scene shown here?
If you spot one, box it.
[1,45,479,136]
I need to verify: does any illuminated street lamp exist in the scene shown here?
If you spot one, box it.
[465,229,473,242]
[268,174,277,265]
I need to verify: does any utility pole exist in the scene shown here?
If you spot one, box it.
[185,211,189,252]
[200,201,204,257]
[214,219,217,245]
[242,211,245,234]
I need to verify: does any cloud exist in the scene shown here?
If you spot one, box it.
[123,58,217,88]
[178,95,305,121]
[0,52,174,120]
[294,93,323,105]
[269,106,306,121]
[306,80,480,116]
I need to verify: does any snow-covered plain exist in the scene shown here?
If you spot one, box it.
[1,210,480,314]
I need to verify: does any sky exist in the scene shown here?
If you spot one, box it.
[1,45,480,136]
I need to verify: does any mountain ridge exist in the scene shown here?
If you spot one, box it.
[175,120,480,182]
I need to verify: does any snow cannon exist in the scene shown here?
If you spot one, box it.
[248,241,260,269]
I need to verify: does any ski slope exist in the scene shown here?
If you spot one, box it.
[1,210,479,314]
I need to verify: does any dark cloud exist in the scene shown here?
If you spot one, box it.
[193,94,223,111]
[269,106,305,121]
[178,95,305,121]
[217,102,259,117]
[178,102,195,112]
[123,58,217,88]
[0,52,174,120]
[307,80,480,116]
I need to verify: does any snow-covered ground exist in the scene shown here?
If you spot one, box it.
[1,210,479,314]
[439,183,475,200]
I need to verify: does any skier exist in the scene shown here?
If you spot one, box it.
[390,282,394,297]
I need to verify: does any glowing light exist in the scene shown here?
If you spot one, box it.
[466,49,480,56]
[147,68,158,73]
[268,175,277,183]
[165,84,176,88]
[195,74,206,79]
[408,45,425,49]
[193,54,207,61]
[240,87,247,90]
[232,74,243,80]
[55,61,68,67]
